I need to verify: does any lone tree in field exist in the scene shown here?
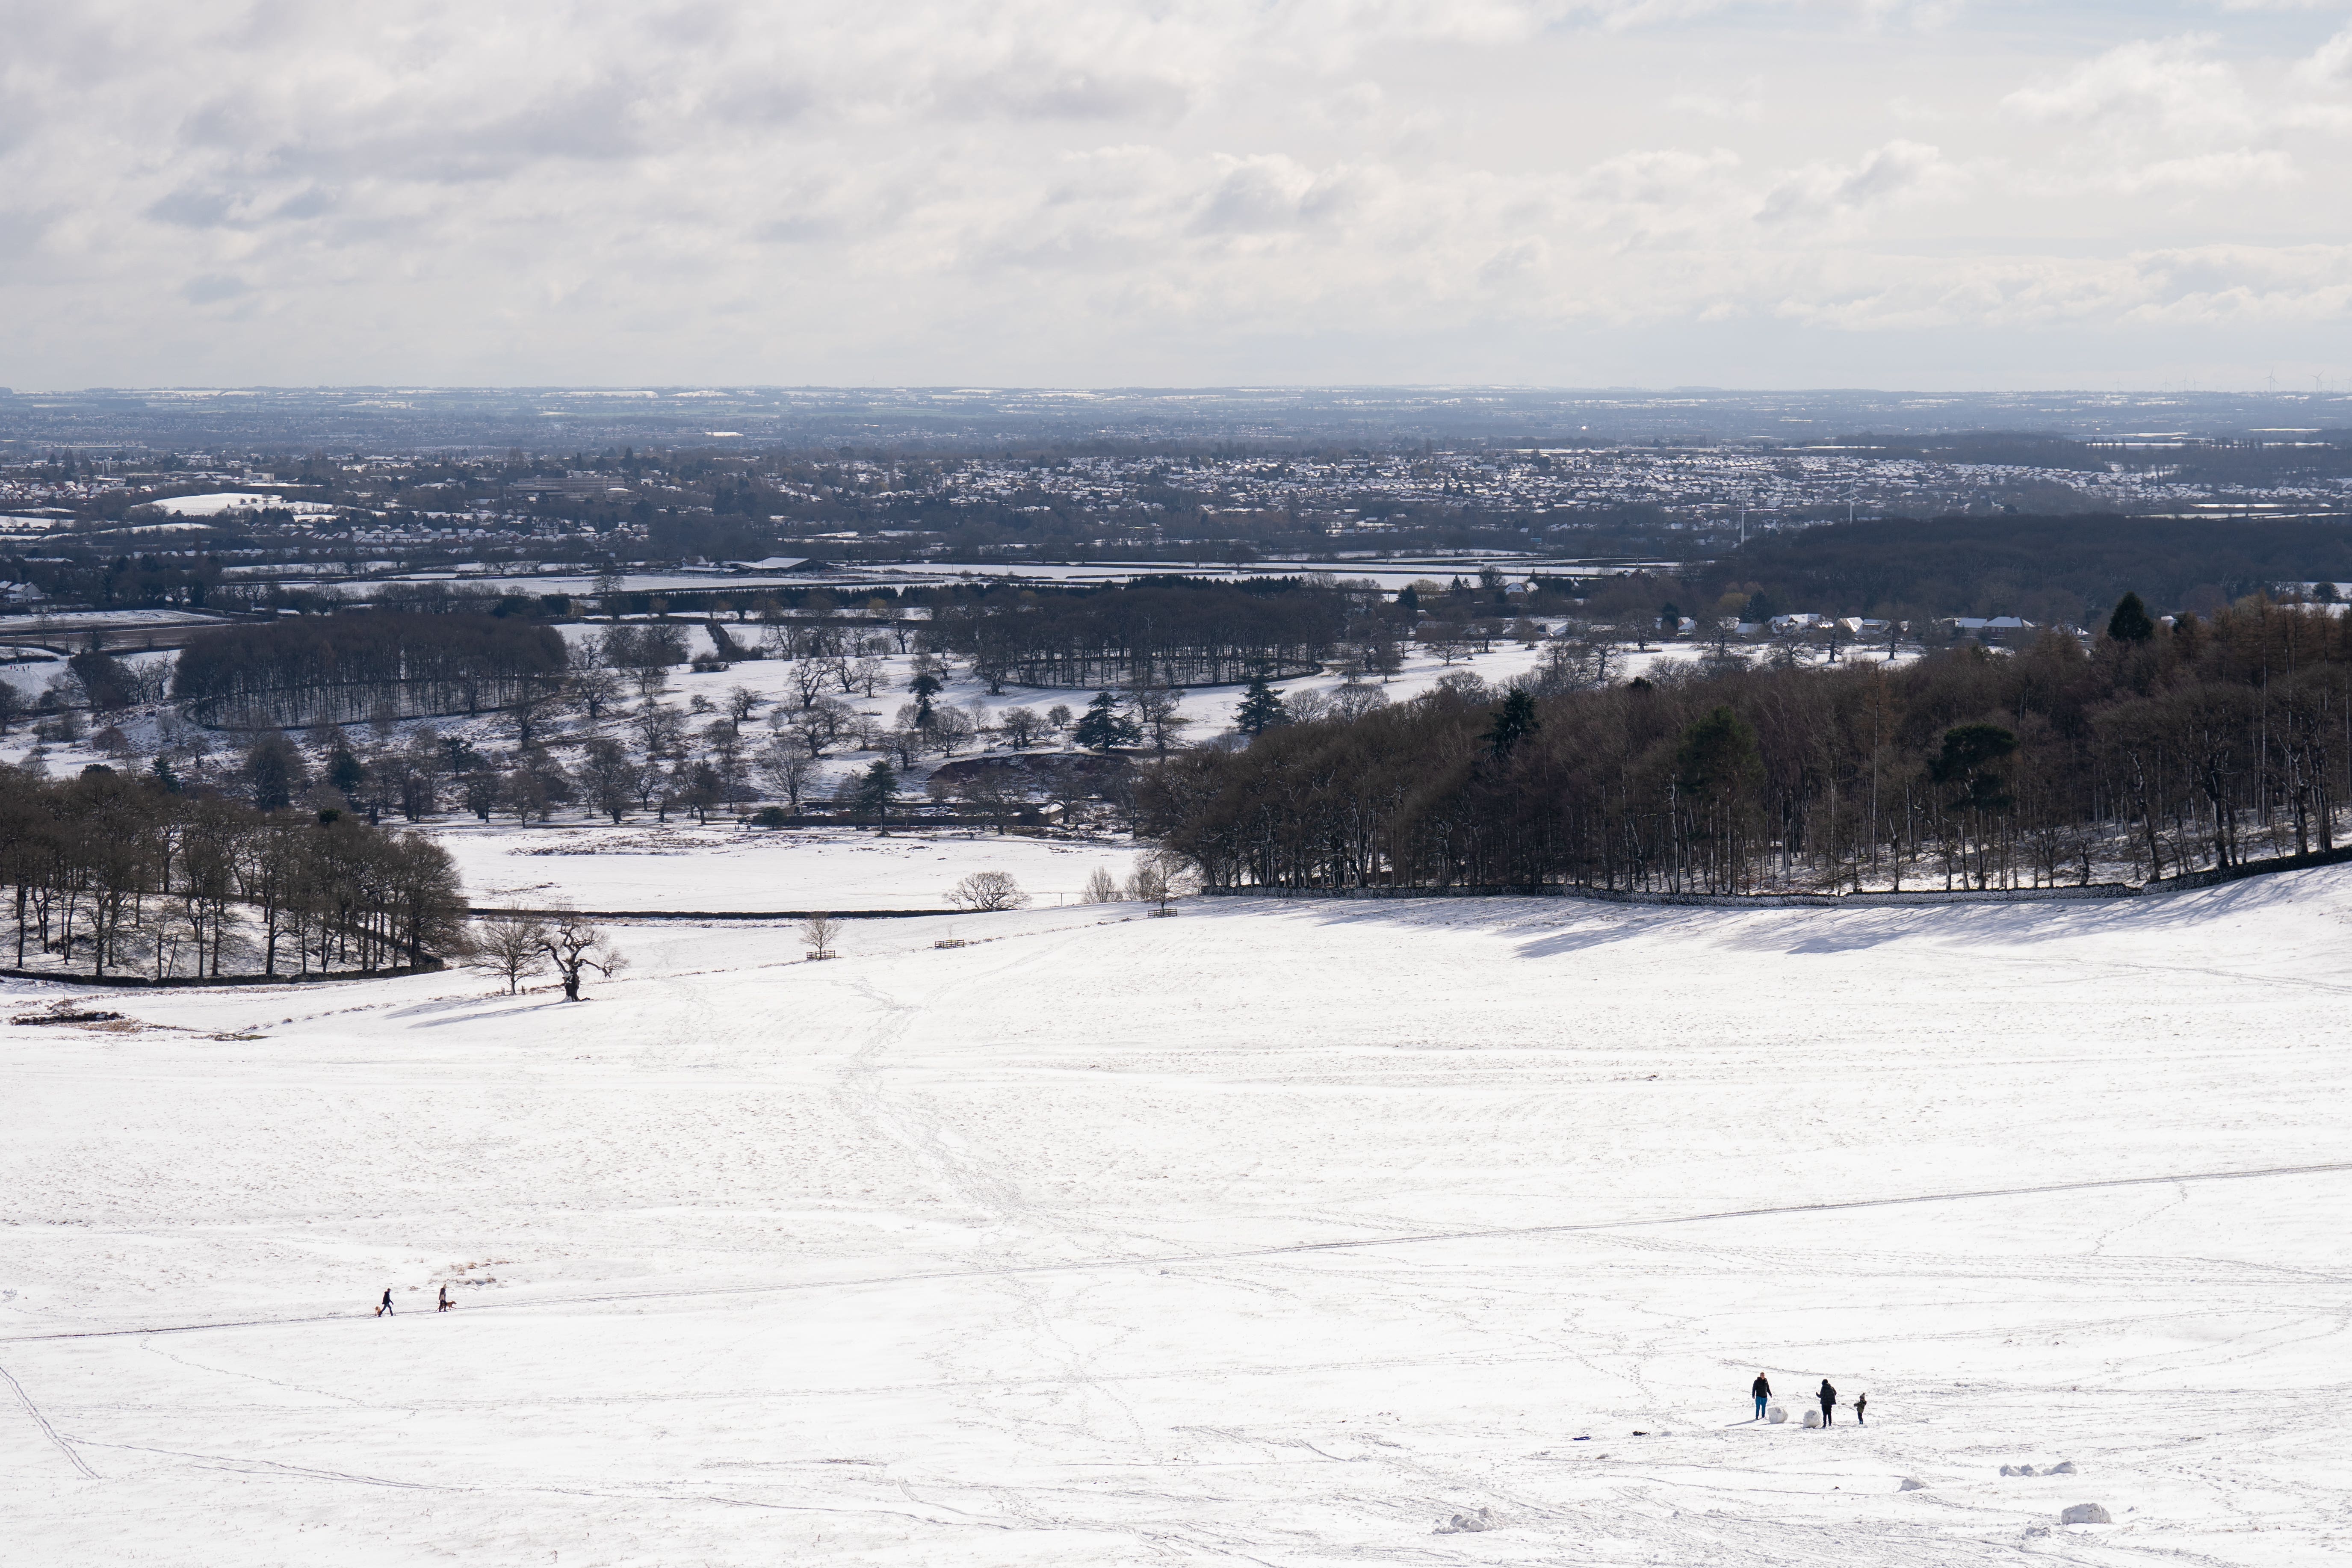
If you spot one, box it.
[801,913,840,960]
[2107,591,2157,643]
[538,913,621,1002]
[948,870,1030,912]
[1234,676,1287,737]
[844,758,899,825]
[1073,690,1141,752]
[1081,865,1122,903]
[471,915,549,994]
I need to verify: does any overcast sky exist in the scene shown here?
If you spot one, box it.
[4,1,2350,391]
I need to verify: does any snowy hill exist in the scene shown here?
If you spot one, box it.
[6,870,2351,1563]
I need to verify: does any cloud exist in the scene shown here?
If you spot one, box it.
[2115,148,2298,192]
[1756,140,1955,224]
[2293,24,2352,88]
[1,1,2349,385]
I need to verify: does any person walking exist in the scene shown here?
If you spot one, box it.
[1854,1392,1867,1426]
[1817,1379,1837,1428]
[376,1288,394,1318]
[1752,1374,1772,1421]
[437,1285,452,1313]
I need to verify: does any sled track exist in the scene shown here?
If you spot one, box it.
[0,1359,98,1477]
[9,1157,2351,1347]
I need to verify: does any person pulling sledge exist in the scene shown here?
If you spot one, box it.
[1751,1374,1772,1420]
[1817,1379,1837,1427]
[376,1288,394,1318]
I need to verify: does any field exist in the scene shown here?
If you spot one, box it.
[7,857,2352,1565]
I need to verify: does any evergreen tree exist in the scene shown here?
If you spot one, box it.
[1660,602,1683,634]
[1396,585,1419,612]
[907,670,943,727]
[1235,676,1287,737]
[2107,591,2156,642]
[1483,688,1538,761]
[150,754,182,794]
[329,747,366,796]
[1073,690,1141,752]
[1929,723,2018,815]
[848,758,898,824]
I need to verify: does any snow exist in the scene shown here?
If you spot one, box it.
[440,821,1144,910]
[140,492,336,517]
[7,866,2352,1564]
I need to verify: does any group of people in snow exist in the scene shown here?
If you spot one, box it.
[1752,1373,1864,1426]
[373,1286,455,1316]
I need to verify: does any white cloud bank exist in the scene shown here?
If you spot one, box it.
[2,0,2350,387]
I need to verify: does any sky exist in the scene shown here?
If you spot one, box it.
[3,0,2350,391]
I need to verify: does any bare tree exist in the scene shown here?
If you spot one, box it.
[724,685,762,726]
[947,870,1029,911]
[471,915,549,994]
[786,697,854,757]
[1120,683,1192,756]
[930,705,977,756]
[1127,850,1189,912]
[756,743,815,810]
[801,913,840,960]
[789,658,833,712]
[538,914,621,1002]
[999,706,1043,748]
[1081,865,1121,903]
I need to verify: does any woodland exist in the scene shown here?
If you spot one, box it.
[0,767,467,980]
[1142,597,2352,896]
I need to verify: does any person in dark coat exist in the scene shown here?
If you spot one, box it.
[376,1288,394,1317]
[437,1285,452,1313]
[1855,1392,1867,1425]
[1817,1379,1836,1427]
[1752,1374,1772,1420]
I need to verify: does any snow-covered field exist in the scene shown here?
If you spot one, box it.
[440,821,1144,911]
[8,865,2352,1565]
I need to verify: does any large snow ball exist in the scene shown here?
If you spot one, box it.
[1898,1478,1927,1492]
[2059,1503,2112,1526]
[1802,1409,1822,1428]
[2051,1462,2079,1475]
[1767,1404,1788,1424]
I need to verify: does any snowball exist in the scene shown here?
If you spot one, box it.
[2000,1465,2017,1476]
[1802,1409,1822,1428]
[2059,1503,2111,1526]
[1899,1477,1927,1491]
[1434,1507,1494,1535]
[1767,1404,1788,1423]
[2051,1461,2078,1474]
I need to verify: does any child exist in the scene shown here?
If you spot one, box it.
[1855,1392,1867,1426]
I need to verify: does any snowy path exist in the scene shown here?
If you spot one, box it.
[6,877,2352,1563]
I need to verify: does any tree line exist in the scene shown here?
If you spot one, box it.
[1141,595,2352,896]
[174,613,570,729]
[0,765,467,980]
[929,579,1357,690]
